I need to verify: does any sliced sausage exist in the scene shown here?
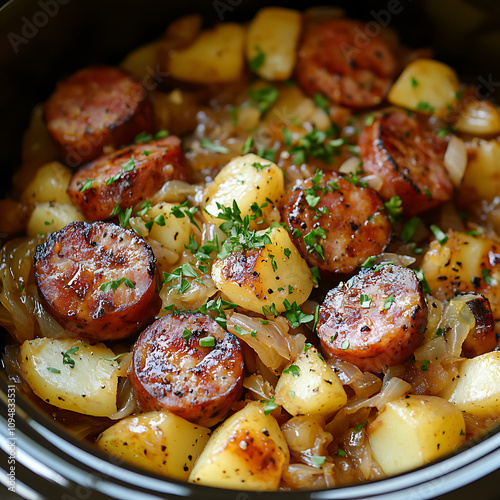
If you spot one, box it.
[33,221,161,341]
[359,110,453,216]
[44,66,154,167]
[130,313,245,427]
[67,135,189,221]
[280,171,391,274]
[295,19,397,108]
[317,264,427,372]
[455,292,497,358]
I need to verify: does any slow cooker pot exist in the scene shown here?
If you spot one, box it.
[1,0,500,498]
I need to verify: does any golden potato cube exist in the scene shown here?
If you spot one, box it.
[388,59,459,116]
[20,338,119,417]
[189,402,289,490]
[246,7,302,81]
[168,23,245,84]
[211,226,313,314]
[275,346,347,416]
[203,153,284,230]
[21,161,72,205]
[442,351,500,417]
[27,202,85,237]
[96,411,210,480]
[368,395,465,476]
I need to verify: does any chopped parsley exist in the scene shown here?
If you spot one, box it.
[411,76,419,88]
[415,268,431,294]
[341,340,350,350]
[47,367,60,374]
[261,397,278,415]
[201,138,229,154]
[80,178,94,192]
[242,136,254,155]
[282,364,300,377]
[482,269,497,286]
[134,129,169,143]
[171,200,200,231]
[182,329,191,342]
[421,360,430,371]
[430,224,448,245]
[100,277,135,294]
[311,456,327,468]
[199,335,215,348]
[62,346,79,368]
[110,203,133,228]
[384,196,403,222]
[361,256,377,269]
[384,294,395,310]
[353,421,367,431]
[282,300,314,328]
[249,46,266,72]
[303,227,326,259]
[313,93,330,115]
[360,294,372,308]
[163,262,204,294]
[417,101,435,113]
[248,86,279,113]
[402,217,421,244]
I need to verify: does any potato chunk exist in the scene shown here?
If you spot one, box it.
[189,402,289,490]
[367,395,465,476]
[441,352,500,417]
[275,346,347,416]
[26,202,85,237]
[20,338,120,417]
[96,411,210,480]
[168,23,245,84]
[21,161,72,205]
[455,100,500,136]
[459,139,500,204]
[203,153,284,229]
[246,8,302,81]
[143,202,192,255]
[420,230,500,321]
[211,226,313,314]
[388,59,459,116]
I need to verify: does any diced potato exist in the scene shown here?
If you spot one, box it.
[441,352,500,417]
[367,395,466,476]
[21,162,72,205]
[121,42,159,80]
[142,202,193,256]
[246,8,302,81]
[168,23,245,84]
[455,100,500,136]
[27,202,86,238]
[388,59,459,116]
[275,346,347,416]
[96,411,210,480]
[14,104,59,194]
[203,153,284,229]
[211,226,313,314]
[420,230,500,321]
[459,139,500,204]
[20,338,120,417]
[189,402,289,490]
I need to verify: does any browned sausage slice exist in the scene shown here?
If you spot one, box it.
[456,292,497,358]
[317,264,427,372]
[67,135,189,221]
[33,221,161,341]
[44,66,154,167]
[130,313,245,427]
[296,19,397,108]
[359,110,453,216]
[280,171,391,274]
